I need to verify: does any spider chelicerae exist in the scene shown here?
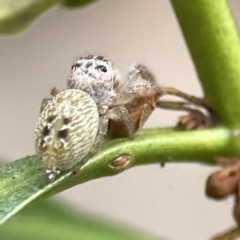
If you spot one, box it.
[35,55,218,181]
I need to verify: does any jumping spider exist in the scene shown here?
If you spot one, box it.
[66,56,217,137]
[35,55,218,181]
[35,55,130,181]
[54,55,140,138]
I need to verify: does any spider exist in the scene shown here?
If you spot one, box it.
[54,55,139,137]
[35,55,134,181]
[66,56,217,138]
[35,55,218,181]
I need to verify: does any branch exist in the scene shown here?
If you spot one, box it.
[0,127,235,224]
[170,0,240,128]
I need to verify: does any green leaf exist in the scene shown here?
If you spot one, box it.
[0,200,163,240]
[0,0,97,34]
[0,127,235,225]
[62,0,97,8]
[0,0,60,34]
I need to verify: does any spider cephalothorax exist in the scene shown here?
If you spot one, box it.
[67,55,119,115]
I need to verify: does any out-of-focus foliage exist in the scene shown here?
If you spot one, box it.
[0,0,97,34]
[0,200,163,240]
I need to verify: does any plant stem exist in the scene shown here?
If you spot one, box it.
[1,127,240,224]
[40,127,235,199]
[170,0,240,128]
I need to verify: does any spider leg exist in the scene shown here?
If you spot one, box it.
[40,87,62,113]
[161,86,219,123]
[109,63,161,137]
[107,105,135,138]
[118,105,135,138]
[40,98,51,113]
[51,87,61,96]
[161,87,209,108]
[138,103,153,129]
[157,100,207,113]
[157,100,217,129]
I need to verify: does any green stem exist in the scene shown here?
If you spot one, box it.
[45,127,237,198]
[1,127,238,224]
[170,0,240,128]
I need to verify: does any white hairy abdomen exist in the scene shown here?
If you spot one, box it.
[35,89,99,173]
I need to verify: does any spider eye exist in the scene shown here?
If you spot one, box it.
[71,63,81,70]
[98,65,107,73]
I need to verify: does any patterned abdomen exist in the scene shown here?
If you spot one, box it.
[35,89,99,180]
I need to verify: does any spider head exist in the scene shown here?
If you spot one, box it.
[67,55,118,106]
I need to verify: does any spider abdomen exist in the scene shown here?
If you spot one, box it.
[35,89,99,181]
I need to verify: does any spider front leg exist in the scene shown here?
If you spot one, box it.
[109,63,161,137]
[137,103,153,129]
[107,105,135,138]
[109,102,154,137]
